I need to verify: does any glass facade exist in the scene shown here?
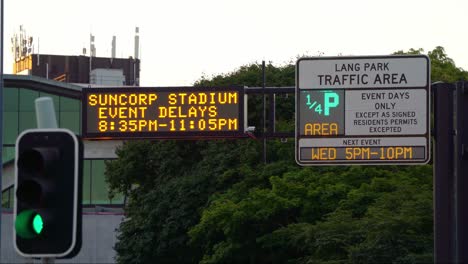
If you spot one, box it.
[2,86,124,207]
[2,187,13,208]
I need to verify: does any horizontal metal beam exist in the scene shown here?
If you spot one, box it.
[244,87,294,94]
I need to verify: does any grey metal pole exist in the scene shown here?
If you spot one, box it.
[0,0,4,259]
[262,61,266,164]
[42,257,54,264]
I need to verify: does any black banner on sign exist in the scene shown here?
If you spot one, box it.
[82,87,245,139]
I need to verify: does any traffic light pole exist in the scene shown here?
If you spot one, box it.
[0,0,4,258]
[35,97,57,264]
[433,81,468,263]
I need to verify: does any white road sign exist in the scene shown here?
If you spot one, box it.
[296,55,430,165]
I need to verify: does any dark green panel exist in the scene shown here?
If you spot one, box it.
[2,146,15,163]
[3,146,15,161]
[60,97,79,112]
[4,88,19,111]
[83,160,91,205]
[2,189,11,208]
[19,89,39,111]
[91,160,109,204]
[60,112,80,134]
[4,112,19,144]
[2,148,15,163]
[19,112,36,133]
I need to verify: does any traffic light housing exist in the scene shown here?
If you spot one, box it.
[14,128,83,258]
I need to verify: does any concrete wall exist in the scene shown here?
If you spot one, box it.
[1,212,124,263]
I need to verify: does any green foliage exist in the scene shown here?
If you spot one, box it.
[107,47,467,264]
[107,139,263,263]
[394,46,468,82]
[188,165,433,264]
[428,46,468,82]
[195,63,295,88]
[195,63,295,132]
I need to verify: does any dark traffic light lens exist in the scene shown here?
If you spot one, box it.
[16,180,42,206]
[17,148,59,175]
[18,149,45,174]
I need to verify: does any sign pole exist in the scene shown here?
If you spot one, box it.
[433,82,456,263]
[456,81,468,262]
[262,61,267,164]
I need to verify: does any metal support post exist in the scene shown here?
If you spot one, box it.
[268,93,275,134]
[456,81,468,263]
[262,61,267,164]
[433,82,456,263]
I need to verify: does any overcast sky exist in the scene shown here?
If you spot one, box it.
[3,0,468,86]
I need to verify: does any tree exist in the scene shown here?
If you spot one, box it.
[394,46,468,82]
[107,62,297,263]
[108,47,466,263]
[107,139,270,263]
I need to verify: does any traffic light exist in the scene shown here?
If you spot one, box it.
[14,128,83,258]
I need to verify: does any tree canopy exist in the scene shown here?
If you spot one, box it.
[106,47,466,263]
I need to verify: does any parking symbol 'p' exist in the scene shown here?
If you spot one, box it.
[324,92,339,116]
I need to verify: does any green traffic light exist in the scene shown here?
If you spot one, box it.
[15,209,44,239]
[32,214,44,234]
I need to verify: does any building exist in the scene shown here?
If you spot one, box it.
[13,54,140,86]
[2,27,142,262]
[1,74,127,263]
[11,26,141,86]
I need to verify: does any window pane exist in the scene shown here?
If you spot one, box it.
[4,112,19,144]
[19,112,36,132]
[8,189,13,208]
[91,160,109,204]
[19,89,39,111]
[2,146,16,163]
[2,188,12,209]
[4,88,19,111]
[19,112,36,133]
[83,160,91,205]
[2,190,8,208]
[60,112,80,134]
[60,97,79,112]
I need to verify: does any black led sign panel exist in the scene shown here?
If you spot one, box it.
[82,87,245,139]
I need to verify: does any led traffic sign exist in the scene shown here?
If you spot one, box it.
[82,87,245,139]
[296,55,430,165]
